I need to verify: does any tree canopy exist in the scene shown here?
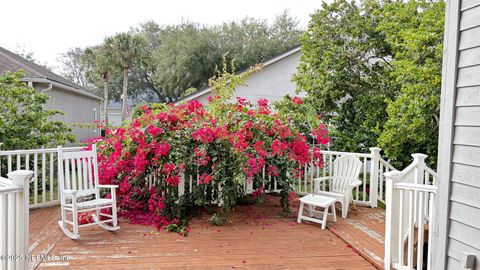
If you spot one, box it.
[294,0,444,168]
[59,12,302,104]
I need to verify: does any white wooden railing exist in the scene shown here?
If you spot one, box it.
[286,147,395,208]
[384,154,437,270]
[2,145,396,209]
[0,170,34,270]
[0,147,83,209]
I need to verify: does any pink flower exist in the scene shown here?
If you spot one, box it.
[146,124,163,137]
[257,99,268,107]
[165,175,180,187]
[267,165,279,177]
[199,173,213,184]
[291,96,303,105]
[312,124,329,145]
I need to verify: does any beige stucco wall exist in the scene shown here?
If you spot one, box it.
[35,83,101,144]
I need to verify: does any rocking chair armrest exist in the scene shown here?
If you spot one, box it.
[97,184,119,189]
[63,189,78,195]
[313,177,333,183]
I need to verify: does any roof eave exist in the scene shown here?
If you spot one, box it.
[22,78,103,101]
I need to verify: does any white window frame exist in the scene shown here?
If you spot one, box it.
[93,108,98,133]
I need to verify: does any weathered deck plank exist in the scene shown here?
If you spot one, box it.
[29,197,379,269]
[328,206,385,269]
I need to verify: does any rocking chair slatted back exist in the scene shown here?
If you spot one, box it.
[58,145,99,199]
[331,155,363,193]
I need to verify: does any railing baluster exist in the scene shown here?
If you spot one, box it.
[7,155,12,173]
[50,153,54,202]
[398,189,404,265]
[417,191,425,270]
[1,194,8,270]
[34,153,38,205]
[42,151,46,204]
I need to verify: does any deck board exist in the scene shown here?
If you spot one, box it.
[29,196,381,269]
[328,206,385,269]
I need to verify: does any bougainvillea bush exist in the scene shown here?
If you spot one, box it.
[94,96,329,234]
[93,61,329,234]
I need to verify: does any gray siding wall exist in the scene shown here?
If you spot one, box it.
[440,0,480,269]
[41,85,101,144]
[193,50,302,105]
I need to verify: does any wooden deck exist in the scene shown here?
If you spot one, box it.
[29,196,384,269]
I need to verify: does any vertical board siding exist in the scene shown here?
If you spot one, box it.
[445,4,480,268]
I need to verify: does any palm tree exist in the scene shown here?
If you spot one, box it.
[106,32,148,121]
[83,44,117,128]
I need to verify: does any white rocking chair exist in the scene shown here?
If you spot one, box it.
[57,144,119,239]
[313,155,363,218]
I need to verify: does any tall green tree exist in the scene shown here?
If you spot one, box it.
[293,0,394,153]
[377,0,445,168]
[151,22,221,101]
[0,71,74,150]
[294,0,444,168]
[106,32,149,120]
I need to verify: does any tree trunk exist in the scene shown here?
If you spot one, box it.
[121,68,129,121]
[103,75,109,127]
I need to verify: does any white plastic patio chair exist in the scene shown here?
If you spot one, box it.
[57,144,119,239]
[313,155,363,218]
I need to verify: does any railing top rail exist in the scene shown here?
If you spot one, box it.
[0,177,21,194]
[321,150,372,158]
[394,182,438,193]
[384,159,418,178]
[424,166,438,177]
[0,146,84,156]
[380,158,396,170]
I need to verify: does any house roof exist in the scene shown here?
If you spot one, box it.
[174,45,301,104]
[0,46,102,100]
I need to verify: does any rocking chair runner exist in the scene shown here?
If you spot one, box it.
[313,155,363,218]
[57,145,119,239]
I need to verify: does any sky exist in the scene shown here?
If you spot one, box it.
[0,0,324,71]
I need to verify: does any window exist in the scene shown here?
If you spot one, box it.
[93,108,97,133]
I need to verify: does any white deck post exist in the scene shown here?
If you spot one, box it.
[7,170,34,270]
[384,170,402,270]
[369,147,381,208]
[412,154,428,185]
